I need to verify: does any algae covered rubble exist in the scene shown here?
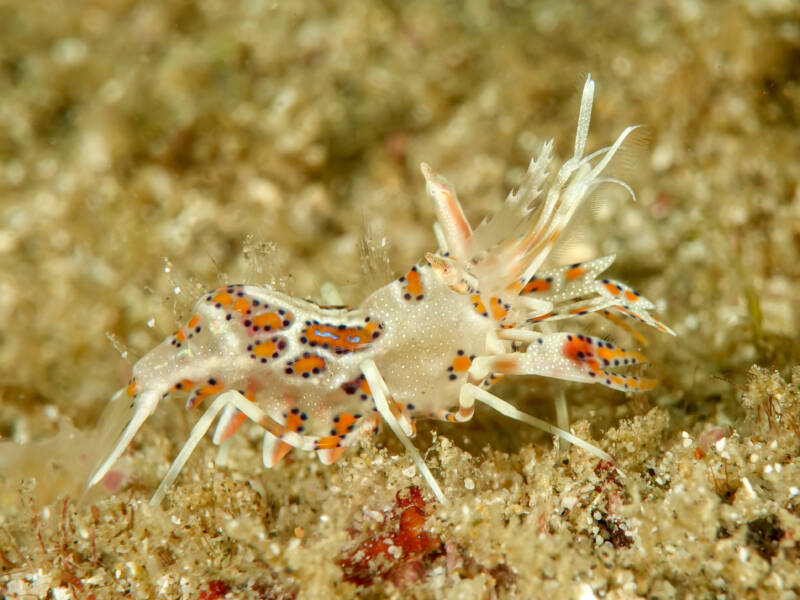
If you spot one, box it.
[1,0,800,598]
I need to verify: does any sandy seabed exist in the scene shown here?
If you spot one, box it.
[1,1,799,598]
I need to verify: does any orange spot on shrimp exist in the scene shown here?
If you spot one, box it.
[252,340,279,358]
[624,290,639,302]
[199,382,224,398]
[523,278,551,294]
[596,346,616,361]
[251,312,282,331]
[186,380,224,410]
[451,354,472,372]
[333,413,359,435]
[171,378,195,392]
[187,315,200,329]
[562,335,600,371]
[604,282,621,296]
[233,297,250,314]
[284,410,303,432]
[175,329,186,343]
[248,336,288,363]
[566,266,584,280]
[126,380,138,397]
[316,435,341,450]
[212,292,233,306]
[470,294,488,317]
[287,353,326,378]
[489,297,508,321]
[401,267,424,301]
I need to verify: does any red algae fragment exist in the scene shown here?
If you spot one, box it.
[198,580,230,600]
[338,486,442,587]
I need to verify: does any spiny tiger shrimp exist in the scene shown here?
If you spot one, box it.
[87,76,674,505]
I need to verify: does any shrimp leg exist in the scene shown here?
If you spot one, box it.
[361,359,446,504]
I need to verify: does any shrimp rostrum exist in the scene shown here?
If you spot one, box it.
[88,76,674,505]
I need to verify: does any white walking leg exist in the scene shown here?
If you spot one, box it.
[458,383,614,463]
[361,359,446,504]
[554,389,571,451]
[151,390,315,505]
[151,394,229,506]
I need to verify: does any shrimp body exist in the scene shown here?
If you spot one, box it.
[361,267,498,415]
[88,76,674,504]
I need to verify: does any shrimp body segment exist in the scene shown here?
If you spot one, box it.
[88,76,674,504]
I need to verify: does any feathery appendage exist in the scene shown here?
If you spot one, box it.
[424,75,640,302]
